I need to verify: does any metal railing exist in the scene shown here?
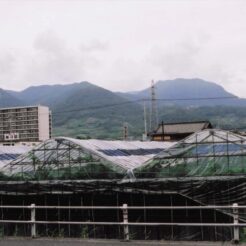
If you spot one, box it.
[0,203,244,243]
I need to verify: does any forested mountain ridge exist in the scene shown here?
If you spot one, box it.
[1,78,246,138]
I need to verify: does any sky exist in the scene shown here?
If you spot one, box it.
[0,0,246,96]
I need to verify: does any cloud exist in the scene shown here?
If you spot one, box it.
[0,52,15,73]
[80,40,108,53]
[22,31,106,85]
[0,51,22,90]
[34,30,65,55]
[142,35,246,96]
[148,40,201,77]
[0,0,246,96]
[0,52,16,80]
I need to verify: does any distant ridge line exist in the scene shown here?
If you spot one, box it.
[52,96,238,115]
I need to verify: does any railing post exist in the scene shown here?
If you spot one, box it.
[122,203,129,241]
[233,203,239,244]
[30,203,36,238]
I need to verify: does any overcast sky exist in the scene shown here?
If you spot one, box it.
[0,0,246,96]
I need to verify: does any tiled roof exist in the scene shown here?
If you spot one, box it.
[155,121,212,134]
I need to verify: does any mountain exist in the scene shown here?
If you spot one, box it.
[120,78,245,107]
[138,78,235,98]
[49,82,143,138]
[6,82,144,139]
[2,78,246,139]
[8,82,90,107]
[0,89,24,107]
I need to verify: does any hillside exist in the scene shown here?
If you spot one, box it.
[120,78,245,107]
[2,78,246,139]
[50,82,143,138]
[6,82,144,139]
[0,89,24,108]
[157,105,246,130]
[139,78,235,98]
[8,83,89,107]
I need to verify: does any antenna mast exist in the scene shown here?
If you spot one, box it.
[142,100,148,141]
[123,122,128,141]
[143,100,147,135]
[150,80,159,132]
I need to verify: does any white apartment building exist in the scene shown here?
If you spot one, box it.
[0,106,52,146]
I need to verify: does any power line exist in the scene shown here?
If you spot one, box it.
[52,96,238,115]
[0,96,239,117]
[155,96,238,102]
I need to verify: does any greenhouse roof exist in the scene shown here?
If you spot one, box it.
[0,137,175,180]
[134,129,246,178]
[3,129,246,181]
[61,137,175,170]
[156,129,246,158]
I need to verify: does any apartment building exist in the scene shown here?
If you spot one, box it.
[0,106,52,146]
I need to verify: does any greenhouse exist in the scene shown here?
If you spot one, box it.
[0,138,174,182]
[135,129,246,178]
[0,130,246,241]
[2,129,246,183]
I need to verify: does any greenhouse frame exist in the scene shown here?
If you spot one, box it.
[0,129,246,241]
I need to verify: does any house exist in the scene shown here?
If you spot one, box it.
[150,121,213,141]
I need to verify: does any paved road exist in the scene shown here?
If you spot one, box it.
[0,238,239,246]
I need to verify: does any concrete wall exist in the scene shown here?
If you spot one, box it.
[38,106,50,141]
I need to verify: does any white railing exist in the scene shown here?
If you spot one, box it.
[0,203,244,243]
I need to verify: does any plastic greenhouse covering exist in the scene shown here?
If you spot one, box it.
[0,145,30,169]
[2,129,246,181]
[1,129,246,208]
[134,129,246,178]
[0,138,174,181]
[1,130,246,241]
